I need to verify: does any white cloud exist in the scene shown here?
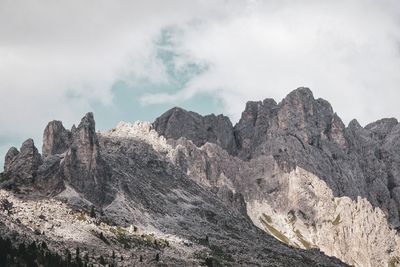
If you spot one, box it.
[1,0,400,147]
[141,0,400,125]
[0,0,235,137]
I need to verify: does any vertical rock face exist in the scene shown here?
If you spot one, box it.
[234,87,347,160]
[3,87,400,266]
[4,139,42,182]
[4,147,19,172]
[2,113,111,205]
[69,112,99,171]
[61,112,111,204]
[151,88,400,229]
[151,87,400,266]
[153,107,237,154]
[42,120,72,157]
[234,98,278,159]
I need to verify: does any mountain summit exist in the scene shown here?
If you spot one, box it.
[1,87,399,266]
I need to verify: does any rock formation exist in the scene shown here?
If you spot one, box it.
[4,139,42,182]
[3,87,400,266]
[42,120,72,157]
[153,107,237,154]
[153,87,400,266]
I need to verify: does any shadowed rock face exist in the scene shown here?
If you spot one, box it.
[234,88,346,160]
[4,113,113,205]
[153,88,400,230]
[3,87,399,267]
[4,139,42,182]
[153,107,238,154]
[0,98,350,266]
[60,113,112,204]
[42,120,72,157]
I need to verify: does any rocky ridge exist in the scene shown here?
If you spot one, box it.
[1,87,399,266]
[0,103,347,266]
[152,87,400,267]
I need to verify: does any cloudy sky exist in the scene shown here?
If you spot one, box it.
[1,0,400,168]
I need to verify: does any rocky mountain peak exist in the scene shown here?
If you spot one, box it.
[4,138,42,182]
[77,112,96,131]
[280,86,315,106]
[365,118,398,140]
[233,87,345,159]
[70,112,100,167]
[60,112,111,204]
[277,87,334,135]
[3,88,400,267]
[42,120,72,157]
[153,106,237,154]
[4,147,19,172]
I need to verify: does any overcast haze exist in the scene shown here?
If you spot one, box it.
[1,0,400,168]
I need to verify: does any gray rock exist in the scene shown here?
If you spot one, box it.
[0,108,348,266]
[4,147,19,172]
[42,120,72,157]
[153,107,237,154]
[4,139,42,182]
[61,112,112,204]
[150,87,400,266]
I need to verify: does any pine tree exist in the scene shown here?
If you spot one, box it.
[75,247,80,261]
[90,206,96,218]
[66,249,72,263]
[99,255,106,265]
[84,251,89,263]
[155,253,160,262]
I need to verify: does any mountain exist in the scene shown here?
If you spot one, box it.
[0,87,398,266]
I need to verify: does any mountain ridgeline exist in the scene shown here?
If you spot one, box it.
[1,87,400,266]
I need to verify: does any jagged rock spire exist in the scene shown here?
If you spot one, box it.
[4,139,42,182]
[153,107,237,154]
[42,120,72,157]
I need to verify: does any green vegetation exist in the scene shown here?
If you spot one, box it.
[202,245,234,266]
[199,235,210,246]
[141,233,169,248]
[97,232,110,245]
[287,210,297,224]
[110,226,127,235]
[262,213,272,223]
[332,214,341,226]
[116,233,131,249]
[0,173,10,182]
[90,206,96,218]
[111,229,170,250]
[389,257,400,267]
[1,199,13,215]
[99,255,106,265]
[76,212,87,222]
[294,229,312,249]
[194,237,233,266]
[259,216,290,245]
[0,237,89,267]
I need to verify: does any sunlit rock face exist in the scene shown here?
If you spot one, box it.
[154,87,400,267]
[0,102,347,266]
[3,87,400,266]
